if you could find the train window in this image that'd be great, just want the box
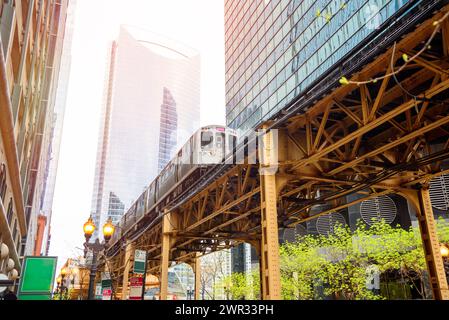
[228,135,237,151]
[216,133,225,148]
[201,131,214,149]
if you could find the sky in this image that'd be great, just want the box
[49,0,226,270]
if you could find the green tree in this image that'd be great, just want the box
[217,270,260,300]
[218,218,449,300]
[279,219,443,300]
[280,235,326,299]
[437,216,449,244]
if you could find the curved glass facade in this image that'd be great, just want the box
[90,26,201,239]
[225,0,410,134]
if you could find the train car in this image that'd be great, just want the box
[145,180,157,214]
[136,191,146,219]
[111,126,238,244]
[193,125,237,165]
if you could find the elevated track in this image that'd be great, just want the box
[100,2,449,300]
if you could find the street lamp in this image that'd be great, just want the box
[441,243,449,284]
[55,276,62,299]
[224,286,230,300]
[83,217,96,242]
[441,244,449,258]
[83,216,116,300]
[59,267,69,299]
[103,219,115,242]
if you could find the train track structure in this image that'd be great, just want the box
[99,2,449,300]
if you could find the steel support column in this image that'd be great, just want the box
[121,241,134,300]
[259,128,281,300]
[160,211,172,300]
[194,253,201,300]
[404,187,449,300]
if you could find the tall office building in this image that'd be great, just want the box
[225,0,412,135]
[158,88,178,172]
[224,0,416,277]
[90,25,201,239]
[0,0,69,286]
[37,0,77,256]
[224,1,449,289]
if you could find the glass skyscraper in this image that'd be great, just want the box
[90,25,201,239]
[224,0,414,281]
[225,0,410,134]
[158,88,178,172]
[39,0,78,256]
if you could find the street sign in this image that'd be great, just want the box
[101,272,111,280]
[102,288,112,300]
[129,276,143,300]
[101,271,112,290]
[134,250,146,274]
[95,284,102,300]
[18,256,57,300]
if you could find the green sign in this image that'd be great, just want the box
[134,250,146,274]
[18,256,58,300]
[101,271,112,289]
[95,283,102,300]
[101,279,112,288]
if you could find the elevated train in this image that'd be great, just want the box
[109,125,238,244]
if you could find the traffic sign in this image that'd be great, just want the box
[101,272,111,280]
[129,276,144,300]
[134,250,146,274]
[101,272,112,290]
[95,284,102,300]
[102,288,112,300]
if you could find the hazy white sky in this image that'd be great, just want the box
[49,0,226,270]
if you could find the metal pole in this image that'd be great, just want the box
[87,249,98,300]
[59,281,64,300]
[141,251,148,300]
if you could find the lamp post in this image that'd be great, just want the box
[441,244,449,259]
[83,216,115,300]
[186,287,194,300]
[441,243,449,282]
[60,267,68,300]
[224,286,230,300]
[55,276,62,299]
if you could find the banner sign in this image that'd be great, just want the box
[134,250,146,274]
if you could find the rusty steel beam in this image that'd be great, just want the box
[184,187,260,232]
[328,115,449,175]
[290,77,449,171]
